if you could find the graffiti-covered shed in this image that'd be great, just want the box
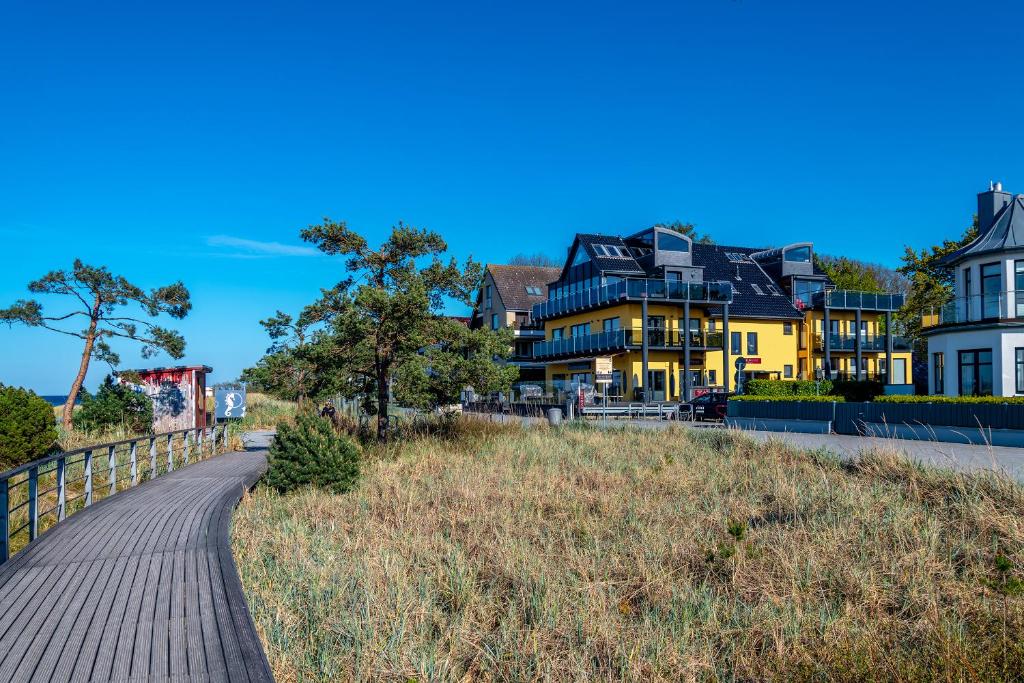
[123,365,212,432]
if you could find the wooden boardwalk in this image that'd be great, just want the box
[0,449,273,682]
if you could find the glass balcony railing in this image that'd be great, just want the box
[532,278,733,321]
[922,290,1024,327]
[532,328,724,360]
[813,334,912,352]
[808,289,905,312]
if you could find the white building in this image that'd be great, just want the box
[925,183,1024,396]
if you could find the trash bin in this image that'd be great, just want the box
[547,408,562,427]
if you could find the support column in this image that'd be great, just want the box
[823,307,831,380]
[722,304,730,393]
[854,308,862,382]
[641,295,649,402]
[683,301,691,401]
[885,311,893,385]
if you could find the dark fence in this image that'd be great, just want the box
[465,401,562,418]
[727,400,1024,434]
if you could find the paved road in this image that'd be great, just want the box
[0,447,273,682]
[473,412,1024,481]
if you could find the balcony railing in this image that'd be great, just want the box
[813,333,912,352]
[922,290,1024,327]
[533,278,733,321]
[532,328,725,360]
[804,289,905,312]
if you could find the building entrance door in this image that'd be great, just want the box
[647,370,666,401]
[892,358,907,385]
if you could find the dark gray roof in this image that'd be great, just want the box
[692,244,805,319]
[942,195,1024,265]
[575,233,646,275]
[488,264,561,311]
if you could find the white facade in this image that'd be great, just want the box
[927,328,1024,397]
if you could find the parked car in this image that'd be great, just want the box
[687,392,730,421]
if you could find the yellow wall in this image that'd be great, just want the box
[543,303,710,339]
[703,317,799,382]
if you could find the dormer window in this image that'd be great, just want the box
[657,231,690,253]
[784,246,811,263]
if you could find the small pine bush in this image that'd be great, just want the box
[0,385,59,470]
[266,414,361,494]
[75,375,154,433]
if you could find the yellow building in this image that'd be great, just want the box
[532,232,912,401]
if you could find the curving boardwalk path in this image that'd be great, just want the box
[0,448,273,682]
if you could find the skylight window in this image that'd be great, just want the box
[766,284,780,296]
[593,244,609,256]
[750,283,764,295]
[525,286,543,296]
[597,244,630,258]
[725,251,748,263]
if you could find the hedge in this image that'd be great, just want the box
[744,379,832,397]
[873,394,1024,405]
[730,395,845,403]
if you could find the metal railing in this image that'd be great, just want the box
[532,328,725,359]
[533,278,733,321]
[812,333,912,351]
[0,424,230,565]
[808,289,906,311]
[922,290,1024,326]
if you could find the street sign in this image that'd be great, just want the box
[734,356,746,370]
[595,372,613,384]
[745,357,761,365]
[595,356,613,375]
[215,389,247,419]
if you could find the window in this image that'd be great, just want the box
[784,246,811,262]
[572,248,590,266]
[525,285,543,296]
[963,267,973,321]
[981,262,1001,319]
[730,331,741,354]
[767,284,781,296]
[1017,349,1024,394]
[933,352,944,394]
[784,365,794,379]
[491,313,500,330]
[593,244,609,256]
[1016,261,1024,316]
[707,319,716,332]
[725,251,748,263]
[602,317,620,333]
[958,349,993,396]
[707,369,716,385]
[746,332,758,355]
[783,322,793,335]
[657,231,690,252]
[551,327,564,341]
[632,231,655,249]
[750,283,764,295]
[570,323,591,337]
[485,284,492,310]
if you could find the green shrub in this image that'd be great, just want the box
[831,380,885,402]
[744,379,832,397]
[730,395,844,403]
[874,394,1024,404]
[74,376,153,433]
[0,385,60,470]
[266,414,361,494]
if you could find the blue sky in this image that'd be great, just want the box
[3,0,1024,394]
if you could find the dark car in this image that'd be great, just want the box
[686,392,730,421]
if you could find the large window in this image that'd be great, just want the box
[784,364,794,379]
[933,352,945,394]
[551,327,564,341]
[602,317,620,333]
[958,349,993,396]
[784,246,811,262]
[981,262,1002,319]
[746,332,758,355]
[491,313,499,330]
[657,231,690,252]
[1017,349,1024,394]
[570,323,591,337]
[485,284,492,310]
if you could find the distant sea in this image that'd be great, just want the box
[41,395,81,407]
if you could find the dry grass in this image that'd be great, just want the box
[232,421,1024,682]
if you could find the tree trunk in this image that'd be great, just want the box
[376,369,390,441]
[63,314,99,431]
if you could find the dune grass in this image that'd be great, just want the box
[232,421,1024,682]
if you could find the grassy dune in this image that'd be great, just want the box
[232,422,1024,682]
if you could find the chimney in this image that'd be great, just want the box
[978,181,1012,233]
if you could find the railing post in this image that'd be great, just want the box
[56,456,66,521]
[27,467,38,541]
[108,445,117,496]
[149,437,157,479]
[0,478,8,563]
[83,450,93,507]
[167,433,174,472]
[222,423,229,451]
[130,441,138,486]
[183,431,191,466]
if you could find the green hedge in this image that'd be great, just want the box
[744,379,832,397]
[0,385,59,470]
[873,394,1024,405]
[730,395,844,403]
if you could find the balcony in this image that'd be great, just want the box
[532,278,733,321]
[532,328,724,360]
[922,290,1024,328]
[812,334,912,352]
[804,289,905,312]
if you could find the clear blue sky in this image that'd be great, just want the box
[3,0,1024,394]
